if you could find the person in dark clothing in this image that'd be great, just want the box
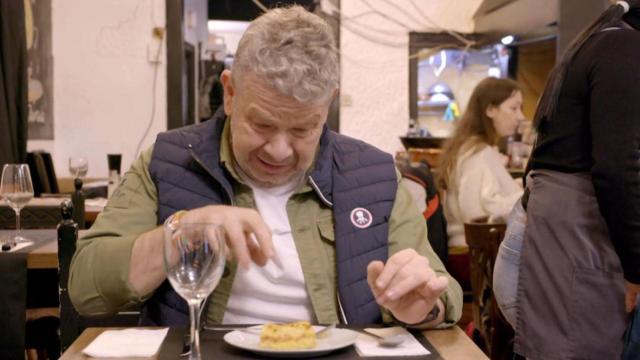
[208,60,224,117]
[494,1,640,359]
[199,60,225,121]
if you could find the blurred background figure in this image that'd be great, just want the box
[437,77,524,289]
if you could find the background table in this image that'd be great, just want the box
[60,326,488,360]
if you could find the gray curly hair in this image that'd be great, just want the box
[232,5,339,103]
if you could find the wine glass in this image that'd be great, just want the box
[164,222,226,360]
[0,164,34,243]
[68,156,88,179]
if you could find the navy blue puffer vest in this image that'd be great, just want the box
[143,111,397,325]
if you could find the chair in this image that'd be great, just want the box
[0,181,86,230]
[0,206,61,229]
[57,201,140,351]
[26,151,59,197]
[464,217,515,359]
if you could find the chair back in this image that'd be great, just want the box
[464,217,511,358]
[26,151,59,196]
[71,179,85,229]
[0,206,61,229]
[57,203,139,351]
[57,200,80,351]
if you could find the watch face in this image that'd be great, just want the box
[426,304,440,322]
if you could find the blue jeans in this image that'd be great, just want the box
[493,199,526,328]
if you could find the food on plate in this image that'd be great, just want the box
[259,321,317,349]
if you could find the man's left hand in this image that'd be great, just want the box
[367,249,448,325]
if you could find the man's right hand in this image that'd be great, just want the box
[178,205,274,269]
[129,205,273,296]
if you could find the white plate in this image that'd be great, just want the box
[223,326,358,358]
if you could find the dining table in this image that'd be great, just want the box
[59,325,488,359]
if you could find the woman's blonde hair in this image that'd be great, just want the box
[437,77,522,190]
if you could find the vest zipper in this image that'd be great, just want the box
[308,176,333,207]
[188,146,235,206]
[337,293,348,324]
[187,145,233,326]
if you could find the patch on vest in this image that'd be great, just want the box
[350,207,373,229]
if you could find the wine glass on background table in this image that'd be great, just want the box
[164,222,226,360]
[0,164,34,243]
[68,156,88,180]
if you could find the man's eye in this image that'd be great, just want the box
[292,128,311,136]
[253,123,272,131]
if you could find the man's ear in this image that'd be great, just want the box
[220,69,235,116]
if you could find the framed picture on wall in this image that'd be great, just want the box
[25,0,54,140]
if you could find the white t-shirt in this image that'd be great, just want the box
[444,145,523,248]
[222,176,316,324]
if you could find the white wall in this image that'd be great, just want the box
[339,0,482,156]
[28,0,167,178]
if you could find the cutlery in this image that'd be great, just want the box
[360,329,406,347]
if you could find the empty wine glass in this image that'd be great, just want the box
[164,222,226,360]
[68,156,88,179]
[0,164,34,243]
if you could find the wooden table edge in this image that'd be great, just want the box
[61,326,488,359]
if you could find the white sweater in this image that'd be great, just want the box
[444,145,523,248]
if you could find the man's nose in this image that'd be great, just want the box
[264,133,293,162]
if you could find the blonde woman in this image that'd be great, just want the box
[437,77,524,283]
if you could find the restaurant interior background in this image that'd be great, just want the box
[0,0,620,359]
[0,0,610,181]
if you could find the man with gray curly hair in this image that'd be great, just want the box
[69,5,462,330]
[232,5,339,103]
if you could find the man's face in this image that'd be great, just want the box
[221,70,332,187]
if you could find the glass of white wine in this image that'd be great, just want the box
[68,156,89,179]
[0,164,34,243]
[164,221,226,360]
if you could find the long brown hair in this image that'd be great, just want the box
[437,77,522,190]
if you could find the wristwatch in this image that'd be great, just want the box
[423,304,441,323]
[394,303,441,327]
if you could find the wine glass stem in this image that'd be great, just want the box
[189,300,203,360]
[15,208,21,238]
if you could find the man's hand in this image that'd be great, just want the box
[129,205,272,297]
[625,280,640,312]
[367,249,448,325]
[179,205,273,269]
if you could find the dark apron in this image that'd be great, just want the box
[515,169,627,360]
